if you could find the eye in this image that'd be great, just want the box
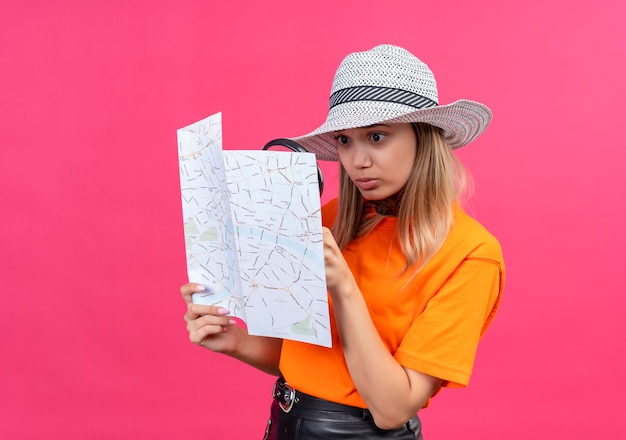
[369,132,386,142]
[334,134,350,145]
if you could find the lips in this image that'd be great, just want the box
[355,178,378,190]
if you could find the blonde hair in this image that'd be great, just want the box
[331,123,470,270]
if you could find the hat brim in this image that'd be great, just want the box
[291,99,492,161]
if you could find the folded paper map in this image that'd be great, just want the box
[177,112,331,347]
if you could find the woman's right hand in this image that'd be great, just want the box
[181,283,245,355]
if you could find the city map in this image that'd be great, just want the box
[177,113,331,347]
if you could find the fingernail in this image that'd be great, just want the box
[217,307,229,315]
[196,284,206,291]
[229,319,237,325]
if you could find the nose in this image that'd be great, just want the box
[352,143,372,169]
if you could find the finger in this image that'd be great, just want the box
[184,304,231,322]
[189,323,225,345]
[180,283,206,304]
[321,226,332,240]
[190,303,231,316]
[187,315,235,342]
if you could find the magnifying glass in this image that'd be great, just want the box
[262,138,324,196]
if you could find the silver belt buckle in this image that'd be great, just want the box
[273,380,296,413]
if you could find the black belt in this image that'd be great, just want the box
[272,377,371,417]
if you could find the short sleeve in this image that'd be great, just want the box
[394,257,503,387]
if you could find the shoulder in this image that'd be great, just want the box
[446,205,504,264]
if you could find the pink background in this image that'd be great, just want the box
[1,0,625,438]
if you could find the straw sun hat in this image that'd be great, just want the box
[291,44,492,162]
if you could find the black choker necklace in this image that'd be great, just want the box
[366,193,402,216]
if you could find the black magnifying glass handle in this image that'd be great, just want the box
[262,138,324,196]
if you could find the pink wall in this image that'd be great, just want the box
[1,0,625,438]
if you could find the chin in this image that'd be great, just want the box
[359,191,390,201]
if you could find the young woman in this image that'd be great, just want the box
[181,44,505,439]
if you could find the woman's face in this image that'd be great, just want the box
[335,123,417,201]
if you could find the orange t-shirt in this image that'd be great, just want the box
[278,198,505,408]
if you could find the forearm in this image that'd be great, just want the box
[331,278,439,429]
[226,328,283,376]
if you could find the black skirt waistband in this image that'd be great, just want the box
[272,376,371,417]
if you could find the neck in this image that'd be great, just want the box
[365,191,403,216]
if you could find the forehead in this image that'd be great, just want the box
[334,124,392,134]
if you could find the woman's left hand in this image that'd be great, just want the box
[322,227,356,297]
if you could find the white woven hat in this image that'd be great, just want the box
[291,44,492,162]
